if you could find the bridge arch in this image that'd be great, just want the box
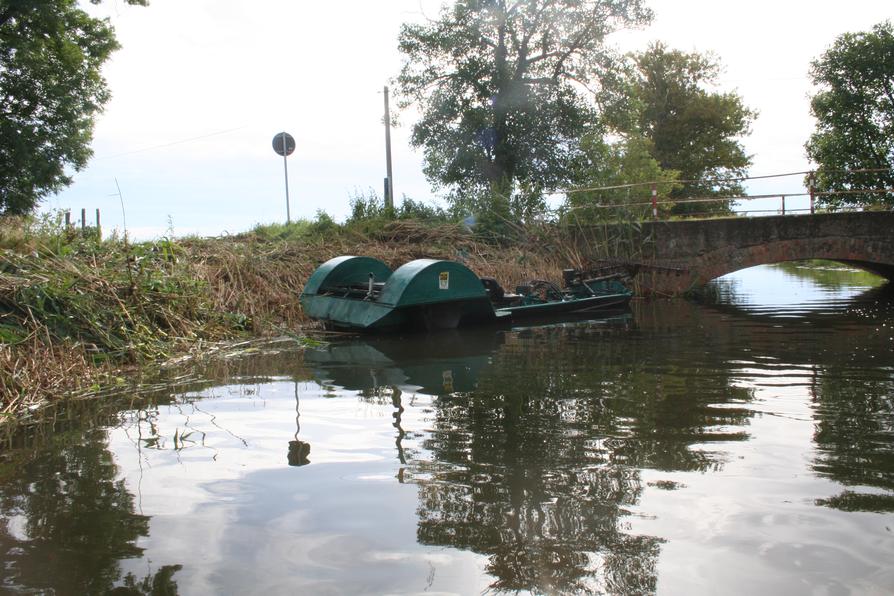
[624,212,894,296]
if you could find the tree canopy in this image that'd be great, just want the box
[396,0,652,218]
[805,20,894,210]
[600,43,755,215]
[565,135,678,222]
[0,0,146,215]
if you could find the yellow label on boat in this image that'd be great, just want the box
[439,272,449,290]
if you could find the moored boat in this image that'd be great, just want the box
[484,269,633,320]
[299,256,501,331]
[299,256,633,332]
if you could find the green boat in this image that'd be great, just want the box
[299,255,633,332]
[486,270,633,321]
[300,256,502,331]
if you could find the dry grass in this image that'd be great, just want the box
[0,215,634,429]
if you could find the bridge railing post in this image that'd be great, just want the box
[781,195,786,216]
[651,183,658,220]
[808,172,816,215]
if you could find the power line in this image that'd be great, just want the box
[94,125,252,160]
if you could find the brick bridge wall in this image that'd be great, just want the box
[585,212,894,296]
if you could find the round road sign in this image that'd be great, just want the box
[272,132,296,157]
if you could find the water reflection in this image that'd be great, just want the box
[0,267,891,593]
[304,329,504,395]
[0,427,181,594]
[401,319,758,593]
[303,313,759,592]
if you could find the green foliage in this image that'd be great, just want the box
[397,0,652,220]
[347,188,450,226]
[601,43,755,216]
[0,211,102,255]
[0,0,146,215]
[251,210,342,241]
[250,219,314,242]
[0,234,248,365]
[307,210,338,236]
[348,188,388,222]
[771,260,887,289]
[805,21,894,209]
[565,135,679,222]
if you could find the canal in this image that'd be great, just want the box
[1,263,892,594]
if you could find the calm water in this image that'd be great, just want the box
[1,264,893,595]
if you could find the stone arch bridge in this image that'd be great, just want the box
[581,212,894,296]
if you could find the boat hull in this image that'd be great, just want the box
[496,292,631,320]
[301,293,499,332]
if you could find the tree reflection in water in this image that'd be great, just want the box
[0,345,313,594]
[812,371,894,512]
[0,427,181,594]
[332,320,757,594]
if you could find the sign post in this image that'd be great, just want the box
[272,132,296,223]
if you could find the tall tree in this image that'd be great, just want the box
[0,0,146,215]
[396,0,652,219]
[805,21,894,210]
[602,43,755,215]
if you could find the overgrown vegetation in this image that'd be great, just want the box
[1,208,648,428]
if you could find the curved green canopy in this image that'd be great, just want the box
[378,259,487,306]
[302,256,393,295]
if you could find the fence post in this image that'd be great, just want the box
[781,195,786,216]
[81,208,86,232]
[808,172,816,214]
[651,183,658,220]
[95,209,101,240]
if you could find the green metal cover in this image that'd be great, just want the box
[302,255,393,295]
[378,259,487,307]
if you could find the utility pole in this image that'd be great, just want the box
[383,85,394,212]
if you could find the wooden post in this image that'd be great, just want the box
[64,210,71,228]
[81,208,86,231]
[95,209,101,240]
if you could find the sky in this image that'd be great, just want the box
[44,0,893,240]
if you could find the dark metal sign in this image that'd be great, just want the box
[272,132,296,157]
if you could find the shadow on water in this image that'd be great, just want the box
[0,276,892,593]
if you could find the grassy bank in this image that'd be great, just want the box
[1,214,603,427]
